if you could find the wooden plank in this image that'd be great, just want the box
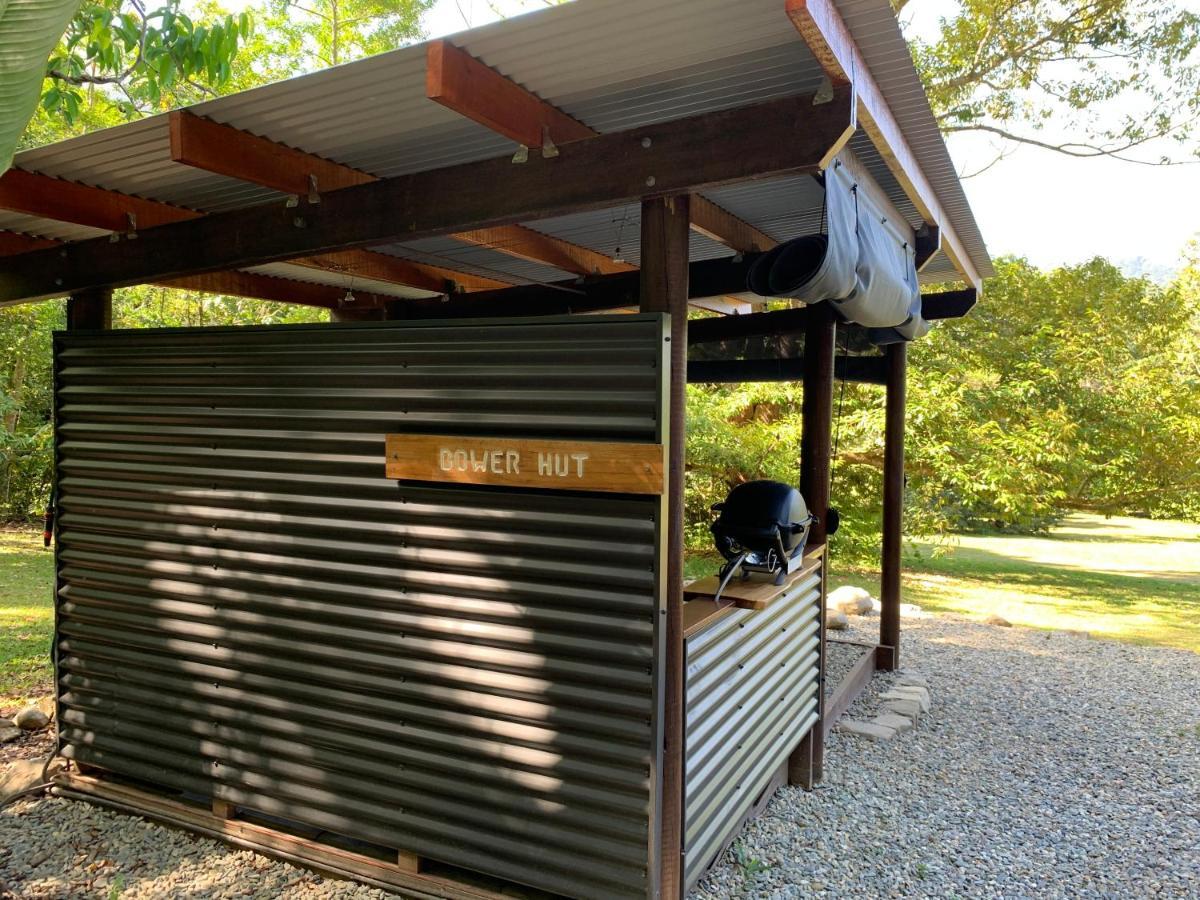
[0,168,199,231]
[786,0,982,290]
[55,775,514,900]
[822,641,877,740]
[0,87,854,305]
[681,598,736,640]
[385,434,665,495]
[683,555,822,610]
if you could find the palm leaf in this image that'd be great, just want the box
[0,0,82,174]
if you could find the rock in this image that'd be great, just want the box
[882,697,923,723]
[985,614,1013,627]
[14,707,50,731]
[835,719,896,741]
[0,725,21,744]
[871,713,914,733]
[825,610,850,631]
[0,755,54,805]
[882,687,931,713]
[828,585,874,616]
[896,673,928,688]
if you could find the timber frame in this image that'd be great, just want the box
[4,2,991,897]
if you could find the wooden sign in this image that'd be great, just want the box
[385,434,665,494]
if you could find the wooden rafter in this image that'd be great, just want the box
[0,228,382,309]
[0,167,503,295]
[786,0,982,290]
[0,87,855,304]
[170,110,619,279]
[425,40,782,257]
[161,271,389,310]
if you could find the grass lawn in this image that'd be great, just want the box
[2,514,1196,704]
[0,528,55,706]
[687,513,1200,653]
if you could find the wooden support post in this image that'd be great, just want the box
[877,341,907,671]
[212,799,236,819]
[641,194,689,900]
[789,303,836,789]
[395,850,423,874]
[66,287,112,331]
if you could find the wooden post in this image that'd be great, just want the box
[641,194,689,900]
[66,287,113,331]
[789,303,836,789]
[877,341,907,671]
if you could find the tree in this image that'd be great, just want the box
[43,0,251,121]
[253,0,432,74]
[907,0,1200,164]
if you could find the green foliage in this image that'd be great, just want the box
[0,0,84,172]
[256,0,434,71]
[908,0,1200,162]
[686,256,1200,564]
[43,0,251,122]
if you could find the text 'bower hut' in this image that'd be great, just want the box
[0,0,991,896]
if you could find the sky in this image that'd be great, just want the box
[418,0,1200,277]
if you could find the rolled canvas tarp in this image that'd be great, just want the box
[747,159,928,341]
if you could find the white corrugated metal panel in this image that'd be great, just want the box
[9,0,990,283]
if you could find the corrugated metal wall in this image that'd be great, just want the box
[53,315,668,900]
[681,568,822,891]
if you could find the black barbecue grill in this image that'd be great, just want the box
[710,480,814,604]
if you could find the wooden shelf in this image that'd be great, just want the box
[682,546,824,639]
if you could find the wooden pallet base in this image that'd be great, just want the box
[53,772,544,900]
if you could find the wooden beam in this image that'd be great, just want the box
[878,341,906,671]
[292,250,508,293]
[67,287,112,331]
[639,194,690,900]
[427,40,595,148]
[170,111,604,281]
[787,0,982,290]
[922,287,977,319]
[160,270,389,310]
[0,166,499,297]
[0,230,59,256]
[688,355,887,386]
[0,169,198,232]
[452,227,634,277]
[0,87,854,305]
[425,40,780,256]
[400,254,762,319]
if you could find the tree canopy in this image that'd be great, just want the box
[908,0,1200,164]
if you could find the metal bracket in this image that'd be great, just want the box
[307,174,321,205]
[813,76,835,105]
[540,126,559,159]
[511,145,530,164]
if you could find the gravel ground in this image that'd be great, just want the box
[2,611,1197,898]
[697,611,1200,899]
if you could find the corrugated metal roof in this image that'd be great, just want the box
[9,0,991,293]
